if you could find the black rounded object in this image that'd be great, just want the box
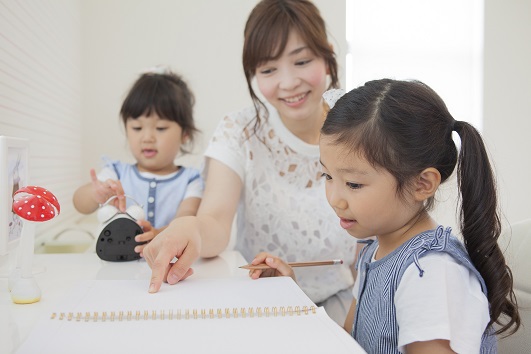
[96,218,145,262]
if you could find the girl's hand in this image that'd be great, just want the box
[134,220,162,256]
[248,252,296,282]
[89,169,126,211]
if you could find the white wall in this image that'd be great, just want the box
[0,0,528,243]
[79,0,530,231]
[483,0,531,227]
[0,0,83,236]
[80,0,346,173]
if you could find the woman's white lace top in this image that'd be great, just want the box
[204,103,358,302]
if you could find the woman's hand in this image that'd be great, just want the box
[248,252,296,282]
[143,216,201,293]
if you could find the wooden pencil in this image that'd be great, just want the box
[239,259,343,270]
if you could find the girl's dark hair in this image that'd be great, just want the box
[323,78,520,335]
[120,70,199,153]
[243,0,338,131]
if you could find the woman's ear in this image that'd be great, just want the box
[413,167,441,201]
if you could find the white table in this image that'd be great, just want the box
[0,250,248,354]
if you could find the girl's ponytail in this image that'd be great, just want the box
[455,121,520,335]
[324,79,521,335]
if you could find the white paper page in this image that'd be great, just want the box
[55,277,316,312]
[16,277,366,354]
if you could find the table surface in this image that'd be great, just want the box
[0,250,248,354]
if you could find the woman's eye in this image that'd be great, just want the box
[259,68,275,75]
[296,59,312,66]
[320,172,331,180]
[346,182,362,190]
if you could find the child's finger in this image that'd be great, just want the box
[89,168,98,183]
[136,231,155,243]
[264,257,293,277]
[250,252,271,266]
[137,219,153,231]
[250,269,263,279]
[108,180,126,212]
[135,243,145,254]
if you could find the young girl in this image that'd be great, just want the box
[143,0,358,325]
[249,79,521,353]
[73,68,203,255]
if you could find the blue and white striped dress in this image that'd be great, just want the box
[352,226,496,353]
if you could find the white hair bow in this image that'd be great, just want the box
[322,89,346,109]
[140,65,171,75]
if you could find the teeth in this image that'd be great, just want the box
[283,93,306,103]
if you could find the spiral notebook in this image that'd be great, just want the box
[16,277,366,354]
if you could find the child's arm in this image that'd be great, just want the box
[396,253,488,353]
[343,299,456,352]
[73,169,125,213]
[343,298,356,333]
[406,340,455,354]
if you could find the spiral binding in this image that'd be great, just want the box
[51,305,317,322]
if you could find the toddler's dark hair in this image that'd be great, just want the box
[120,69,198,153]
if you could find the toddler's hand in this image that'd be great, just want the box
[89,169,126,211]
[248,252,296,282]
[134,220,161,256]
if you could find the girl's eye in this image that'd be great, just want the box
[131,127,141,131]
[320,172,331,180]
[346,182,362,190]
[156,127,168,132]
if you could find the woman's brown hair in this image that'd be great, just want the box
[243,0,338,132]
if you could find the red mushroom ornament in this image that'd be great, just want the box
[9,186,60,304]
[12,186,60,222]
